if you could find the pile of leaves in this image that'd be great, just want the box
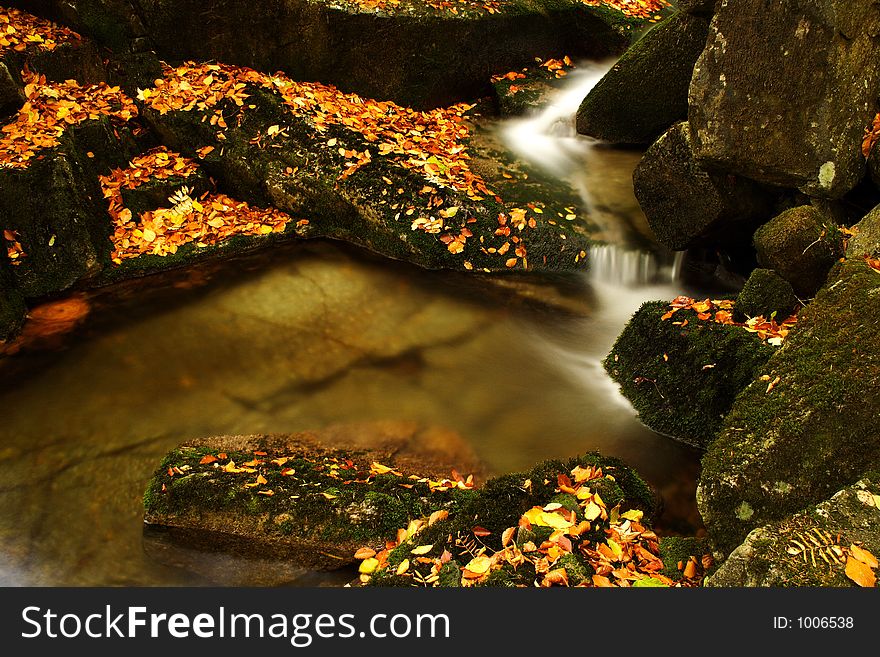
[141,62,491,200]
[0,72,137,169]
[491,56,575,95]
[424,0,502,14]
[100,147,298,262]
[661,296,798,347]
[0,6,81,55]
[357,462,709,587]
[580,0,668,20]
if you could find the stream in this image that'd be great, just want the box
[0,63,714,586]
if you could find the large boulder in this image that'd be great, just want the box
[0,263,25,341]
[143,422,488,571]
[753,205,844,298]
[688,0,880,199]
[707,475,880,587]
[576,11,710,144]
[27,0,648,108]
[633,122,774,250]
[698,204,880,556]
[604,299,776,448]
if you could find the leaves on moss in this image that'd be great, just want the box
[0,7,81,55]
[662,296,798,346]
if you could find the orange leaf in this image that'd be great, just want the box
[199,454,218,464]
[845,556,876,587]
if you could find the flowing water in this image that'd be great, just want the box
[0,63,711,586]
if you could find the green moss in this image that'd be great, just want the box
[658,536,709,581]
[605,300,776,448]
[556,552,593,585]
[734,268,797,321]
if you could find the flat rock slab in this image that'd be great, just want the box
[707,475,880,587]
[688,0,880,198]
[143,421,487,570]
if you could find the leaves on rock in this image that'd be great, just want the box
[0,7,81,55]
[662,296,798,346]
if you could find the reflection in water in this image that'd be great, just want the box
[0,65,707,586]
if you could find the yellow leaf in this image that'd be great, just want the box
[584,502,602,521]
[410,544,433,555]
[845,556,876,587]
[463,555,491,575]
[371,462,395,475]
[256,474,267,485]
[321,492,337,500]
[850,545,878,569]
[359,558,379,574]
[142,228,156,243]
[606,539,623,560]
[428,509,449,526]
[396,559,410,575]
[621,509,643,522]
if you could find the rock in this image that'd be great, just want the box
[365,453,658,587]
[576,11,710,145]
[846,203,880,258]
[753,206,844,298]
[698,207,880,556]
[40,0,641,109]
[604,299,776,449]
[633,122,774,250]
[658,535,712,582]
[143,422,488,570]
[734,269,797,321]
[706,475,880,587]
[688,0,880,199]
[140,62,593,273]
[0,61,24,118]
[0,117,139,298]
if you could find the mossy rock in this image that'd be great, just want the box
[367,453,657,587]
[63,0,649,109]
[734,268,797,321]
[0,264,26,341]
[576,11,710,145]
[706,475,880,587]
[141,78,594,273]
[753,206,844,298]
[604,300,776,448]
[142,422,487,570]
[658,535,711,581]
[699,208,880,556]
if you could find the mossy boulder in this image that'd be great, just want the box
[658,535,712,582]
[734,268,797,321]
[366,453,657,587]
[604,300,776,448]
[707,475,880,587]
[633,122,774,250]
[0,265,26,341]
[698,207,880,556]
[143,422,487,570]
[576,11,710,145]
[753,206,844,298]
[141,70,593,273]
[44,0,646,109]
[688,0,880,199]
[677,0,715,15]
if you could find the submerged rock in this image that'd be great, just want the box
[753,206,844,298]
[143,422,487,570]
[633,122,773,250]
[604,299,775,449]
[688,0,880,198]
[707,475,880,587]
[698,204,880,556]
[734,269,797,321]
[576,11,710,145]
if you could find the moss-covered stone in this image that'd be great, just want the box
[604,300,776,448]
[0,264,26,341]
[753,206,844,298]
[633,122,776,250]
[734,268,797,321]
[143,422,486,570]
[699,207,880,556]
[576,11,710,144]
[141,79,593,273]
[367,453,657,586]
[658,535,710,581]
[706,475,880,586]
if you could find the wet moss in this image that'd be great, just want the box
[658,536,709,581]
[605,300,775,448]
[734,268,797,321]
